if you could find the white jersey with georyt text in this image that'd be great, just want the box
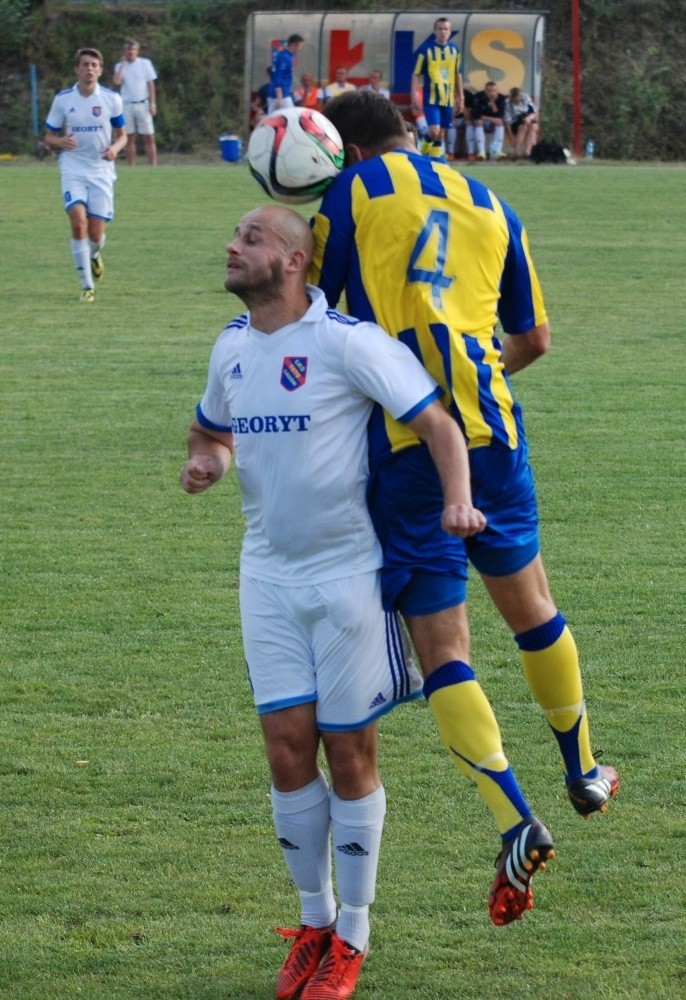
[197,285,441,585]
[45,83,124,177]
[114,56,157,103]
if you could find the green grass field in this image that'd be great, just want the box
[1,157,684,999]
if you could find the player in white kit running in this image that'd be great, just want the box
[44,48,126,302]
[180,205,486,1000]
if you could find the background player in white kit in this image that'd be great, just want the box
[180,205,485,1000]
[44,48,126,302]
[113,38,158,166]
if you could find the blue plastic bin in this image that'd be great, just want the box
[219,134,242,162]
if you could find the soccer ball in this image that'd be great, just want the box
[247,107,344,205]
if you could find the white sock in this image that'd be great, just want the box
[330,785,386,952]
[474,125,485,155]
[70,238,92,288]
[490,125,505,155]
[89,235,105,259]
[466,124,475,154]
[271,773,336,928]
[338,904,369,954]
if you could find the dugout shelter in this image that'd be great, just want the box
[245,9,546,128]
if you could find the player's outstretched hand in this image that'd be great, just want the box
[441,504,487,538]
[179,455,225,494]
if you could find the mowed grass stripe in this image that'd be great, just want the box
[1,160,684,999]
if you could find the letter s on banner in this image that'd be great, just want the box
[467,29,525,92]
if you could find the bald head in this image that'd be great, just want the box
[240,205,314,265]
[225,205,314,326]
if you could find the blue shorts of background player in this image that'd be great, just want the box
[424,104,455,132]
[367,443,540,615]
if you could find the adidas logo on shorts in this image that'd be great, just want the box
[369,691,387,709]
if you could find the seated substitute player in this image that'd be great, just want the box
[311,90,619,925]
[504,87,539,159]
[361,69,390,100]
[472,80,507,160]
[180,205,486,1000]
[293,72,324,111]
[43,47,127,302]
[411,16,464,160]
[323,66,357,103]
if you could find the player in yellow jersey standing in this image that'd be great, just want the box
[311,90,619,929]
[411,17,464,160]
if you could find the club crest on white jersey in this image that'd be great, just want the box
[281,356,308,391]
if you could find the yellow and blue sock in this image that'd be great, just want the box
[419,137,445,159]
[516,611,597,782]
[424,660,531,841]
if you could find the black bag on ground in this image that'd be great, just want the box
[529,141,567,164]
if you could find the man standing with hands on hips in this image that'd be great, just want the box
[113,38,158,165]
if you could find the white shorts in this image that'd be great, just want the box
[240,570,422,730]
[123,101,155,135]
[267,96,295,114]
[61,172,114,221]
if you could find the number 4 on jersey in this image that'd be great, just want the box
[407,209,453,307]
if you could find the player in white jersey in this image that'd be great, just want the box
[113,38,158,166]
[44,48,126,302]
[180,205,485,1000]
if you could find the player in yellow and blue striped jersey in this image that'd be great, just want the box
[411,17,464,160]
[311,89,619,927]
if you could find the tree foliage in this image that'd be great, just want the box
[1,0,684,158]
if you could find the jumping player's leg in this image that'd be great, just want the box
[369,448,553,924]
[370,447,541,837]
[401,593,554,926]
[404,601,534,839]
[481,557,614,797]
[468,443,618,816]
